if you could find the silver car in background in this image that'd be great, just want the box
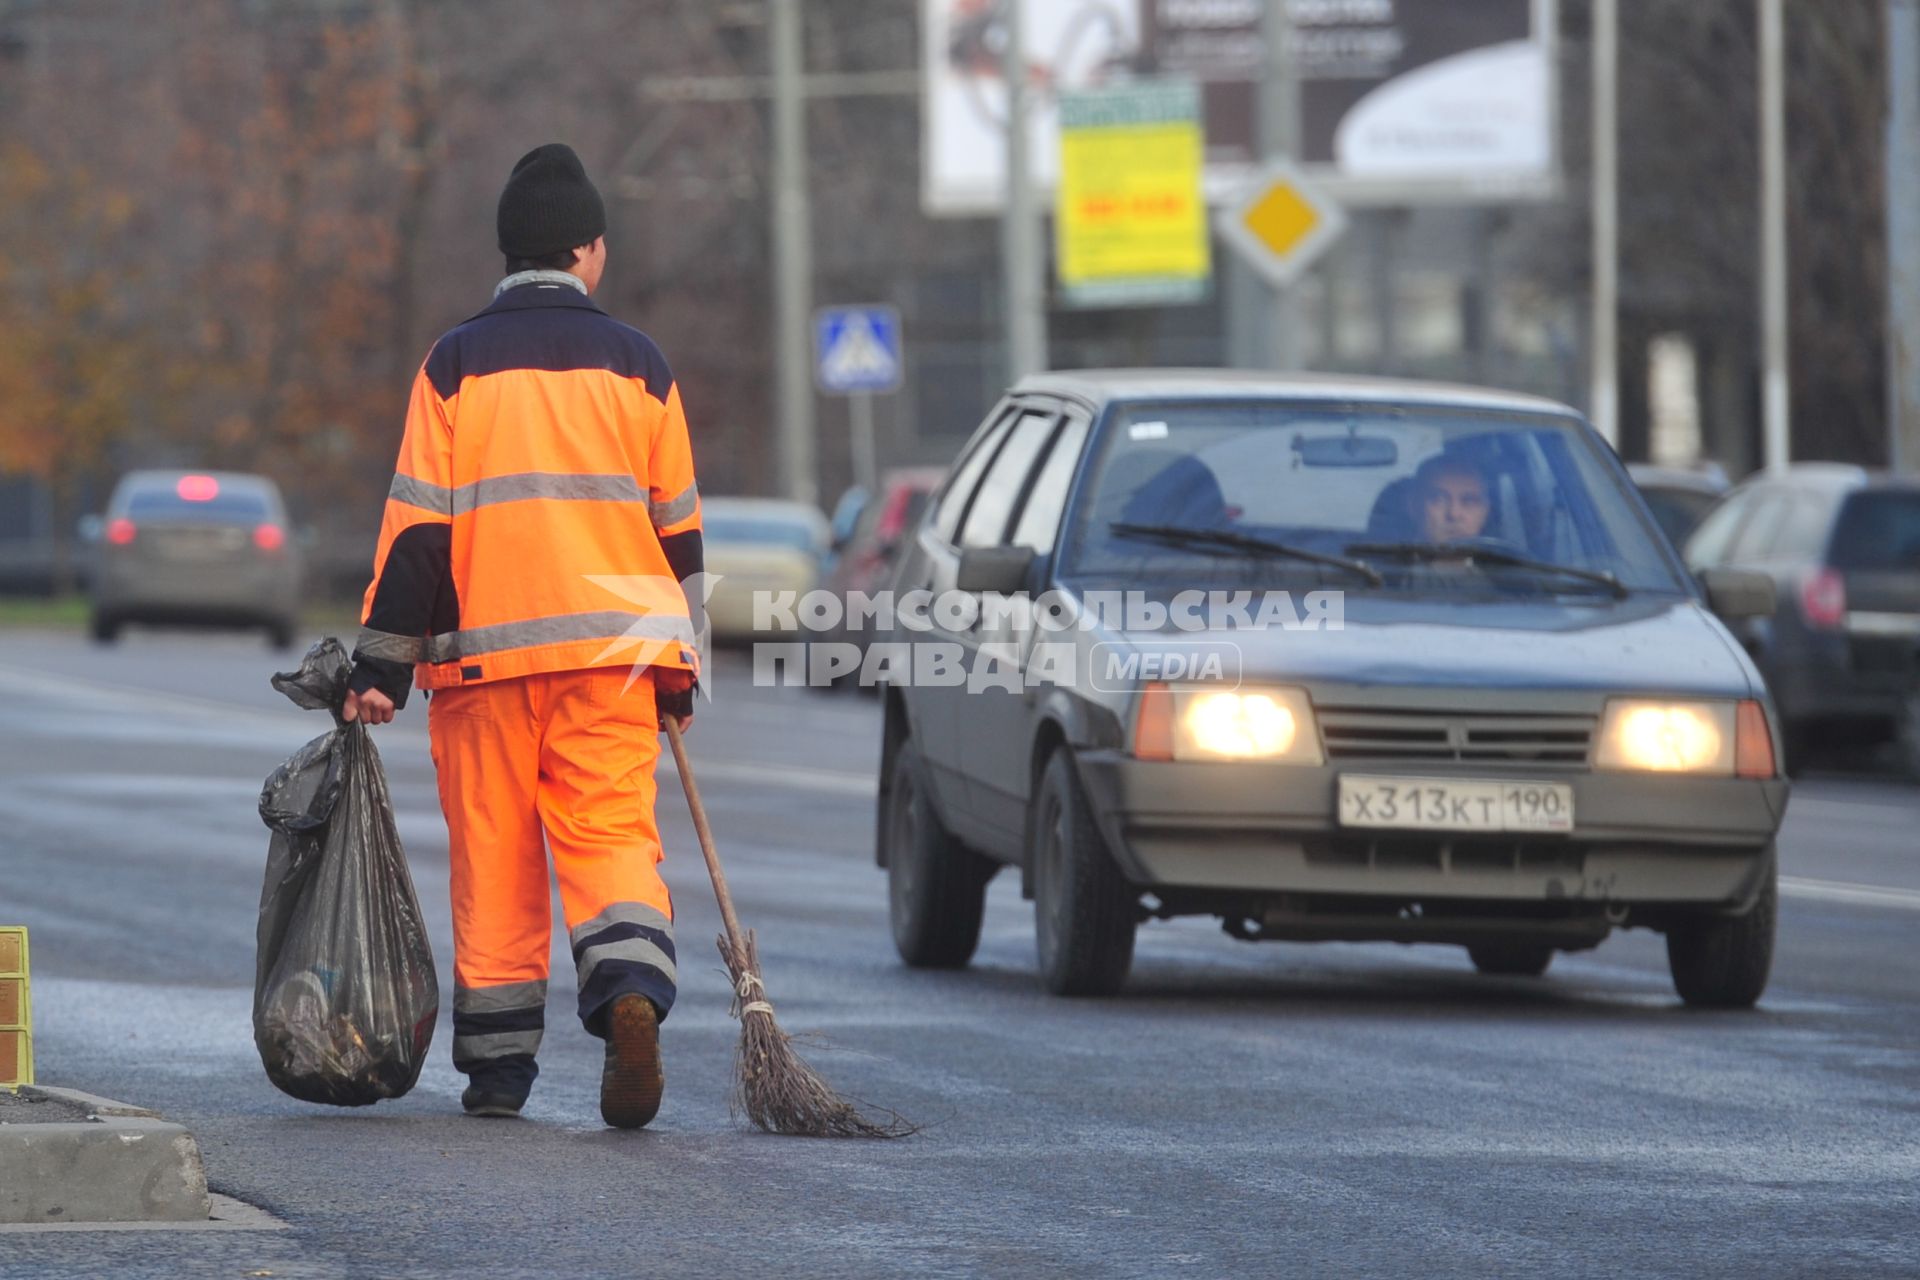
[88,470,302,647]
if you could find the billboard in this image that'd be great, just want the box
[1055,80,1211,307]
[922,0,1558,214]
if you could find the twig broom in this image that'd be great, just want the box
[664,719,914,1138]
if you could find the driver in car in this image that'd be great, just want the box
[1412,455,1492,543]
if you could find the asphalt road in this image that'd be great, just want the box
[2,625,1918,1278]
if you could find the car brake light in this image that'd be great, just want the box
[1735,700,1776,779]
[253,524,285,551]
[1799,567,1845,629]
[176,474,219,502]
[1134,683,1175,760]
[106,518,137,546]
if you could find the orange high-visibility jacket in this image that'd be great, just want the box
[348,276,703,706]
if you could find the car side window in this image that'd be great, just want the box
[959,408,1060,548]
[1010,412,1091,554]
[1759,491,1831,559]
[931,406,1017,545]
[1682,492,1750,568]
[1725,491,1784,562]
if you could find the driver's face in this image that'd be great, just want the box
[1420,468,1490,542]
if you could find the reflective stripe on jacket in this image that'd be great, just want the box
[351,280,702,702]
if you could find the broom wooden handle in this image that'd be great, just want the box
[664,718,749,957]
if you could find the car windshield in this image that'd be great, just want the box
[1061,403,1688,596]
[1829,491,1920,570]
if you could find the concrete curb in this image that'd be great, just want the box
[0,1086,211,1225]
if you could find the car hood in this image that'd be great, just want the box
[1083,592,1758,698]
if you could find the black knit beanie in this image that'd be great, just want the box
[496,143,607,259]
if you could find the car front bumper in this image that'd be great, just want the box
[1074,751,1787,910]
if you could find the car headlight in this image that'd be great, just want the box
[1133,684,1323,764]
[1595,700,1736,774]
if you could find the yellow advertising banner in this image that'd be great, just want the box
[1056,81,1210,308]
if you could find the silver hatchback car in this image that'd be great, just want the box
[878,372,1788,1008]
[89,470,303,647]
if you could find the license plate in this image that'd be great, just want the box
[1337,775,1574,834]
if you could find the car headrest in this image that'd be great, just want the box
[1115,453,1228,529]
[1366,476,1419,541]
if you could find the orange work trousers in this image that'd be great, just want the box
[427,667,676,1097]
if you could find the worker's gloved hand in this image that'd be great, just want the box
[655,667,697,729]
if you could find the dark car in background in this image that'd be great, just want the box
[87,470,302,647]
[1629,463,1728,549]
[877,370,1786,1007]
[1683,464,1920,773]
[820,467,945,687]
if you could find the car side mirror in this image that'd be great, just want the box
[1699,567,1776,620]
[76,515,103,545]
[956,545,1036,595]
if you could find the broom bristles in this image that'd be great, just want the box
[718,931,916,1139]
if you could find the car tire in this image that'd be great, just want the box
[89,611,121,644]
[266,619,297,651]
[885,739,993,969]
[1666,855,1776,1008]
[1467,942,1554,977]
[1030,749,1137,997]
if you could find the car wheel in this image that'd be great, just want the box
[885,739,993,968]
[89,611,121,644]
[266,619,297,651]
[1666,855,1776,1008]
[1467,942,1555,976]
[1031,749,1136,997]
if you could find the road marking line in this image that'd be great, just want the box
[1781,875,1920,911]
[1786,796,1916,825]
[663,759,876,797]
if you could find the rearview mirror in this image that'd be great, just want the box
[956,545,1036,595]
[1699,567,1776,620]
[1293,433,1399,468]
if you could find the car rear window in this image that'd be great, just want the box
[125,489,272,521]
[1828,492,1920,570]
[704,515,820,553]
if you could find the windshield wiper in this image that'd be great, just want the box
[1111,522,1384,586]
[1344,540,1630,599]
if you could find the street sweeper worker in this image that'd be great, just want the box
[339,142,701,1130]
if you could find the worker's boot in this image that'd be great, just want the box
[460,1085,525,1119]
[599,994,664,1129]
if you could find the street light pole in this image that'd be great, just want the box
[1589,0,1619,448]
[1000,0,1047,383]
[1262,0,1304,369]
[1759,0,1791,472]
[772,0,817,505]
[1888,0,1920,472]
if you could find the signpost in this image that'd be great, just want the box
[1216,160,1348,290]
[813,305,903,495]
[1055,80,1211,308]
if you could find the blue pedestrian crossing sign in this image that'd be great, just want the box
[814,305,903,395]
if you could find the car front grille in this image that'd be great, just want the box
[1317,706,1595,768]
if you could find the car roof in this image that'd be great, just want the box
[1626,463,1728,494]
[1013,368,1582,419]
[701,496,830,534]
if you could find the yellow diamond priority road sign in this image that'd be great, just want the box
[1216,161,1347,289]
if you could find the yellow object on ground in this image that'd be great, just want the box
[0,927,31,1087]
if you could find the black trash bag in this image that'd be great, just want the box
[253,637,438,1106]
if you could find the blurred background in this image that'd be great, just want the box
[0,0,1902,609]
